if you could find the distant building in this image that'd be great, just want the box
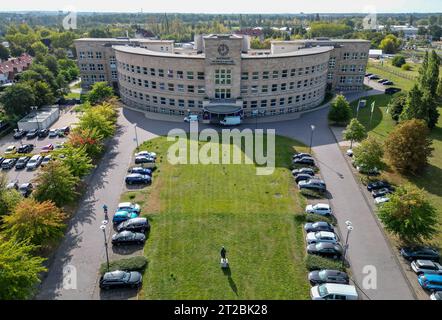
[0,53,33,85]
[377,25,420,39]
[134,28,157,39]
[234,28,264,41]
[369,49,383,59]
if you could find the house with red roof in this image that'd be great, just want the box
[0,53,33,85]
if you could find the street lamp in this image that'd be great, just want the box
[100,221,110,273]
[342,221,354,268]
[309,125,316,153]
[134,124,139,150]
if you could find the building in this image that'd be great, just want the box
[369,49,383,59]
[0,53,33,85]
[234,28,265,41]
[17,107,60,131]
[75,35,370,121]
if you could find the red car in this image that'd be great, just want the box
[41,144,54,153]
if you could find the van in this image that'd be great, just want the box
[184,114,199,123]
[310,284,359,300]
[220,116,241,126]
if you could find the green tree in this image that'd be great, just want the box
[0,44,10,60]
[30,41,48,57]
[388,92,407,122]
[54,145,94,178]
[391,55,406,68]
[400,85,428,123]
[28,80,55,107]
[87,82,114,105]
[43,55,59,76]
[32,161,80,207]
[0,174,22,217]
[378,184,438,243]
[78,108,116,139]
[0,239,46,300]
[353,137,384,173]
[2,199,66,247]
[384,119,434,174]
[343,118,367,148]
[0,83,35,117]
[379,34,401,54]
[328,95,352,125]
[68,127,105,159]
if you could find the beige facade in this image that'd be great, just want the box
[75,35,370,120]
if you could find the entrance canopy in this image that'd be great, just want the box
[204,105,243,115]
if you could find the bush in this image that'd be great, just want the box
[401,63,412,71]
[305,214,337,225]
[392,55,406,68]
[300,189,325,199]
[304,255,345,271]
[99,256,148,275]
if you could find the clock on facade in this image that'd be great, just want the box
[218,44,230,57]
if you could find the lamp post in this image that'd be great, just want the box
[342,221,354,268]
[100,221,110,272]
[134,124,139,150]
[309,125,316,153]
[30,106,40,131]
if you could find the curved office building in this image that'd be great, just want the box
[75,35,370,121]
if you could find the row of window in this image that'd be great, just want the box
[339,76,364,84]
[241,76,324,95]
[343,52,368,60]
[120,74,206,94]
[240,63,327,81]
[79,51,103,59]
[119,62,205,80]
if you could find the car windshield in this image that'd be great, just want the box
[318,270,327,280]
[318,285,328,297]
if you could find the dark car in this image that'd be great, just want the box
[292,168,315,177]
[298,179,327,192]
[385,87,402,95]
[128,167,153,176]
[400,247,440,262]
[19,183,33,198]
[15,156,31,170]
[111,231,146,246]
[367,180,391,192]
[26,129,39,139]
[58,126,71,137]
[1,158,18,170]
[37,129,49,138]
[99,270,142,290]
[13,130,28,140]
[372,187,394,198]
[304,221,334,233]
[117,218,151,234]
[125,174,152,185]
[368,75,380,80]
[365,73,373,77]
[0,157,5,165]
[293,157,315,166]
[134,156,156,164]
[307,242,344,259]
[295,174,315,184]
[378,79,388,83]
[382,81,394,86]
[17,144,34,154]
[293,153,312,160]
[308,270,350,285]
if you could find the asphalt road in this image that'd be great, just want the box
[36,88,414,300]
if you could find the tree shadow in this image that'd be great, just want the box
[222,266,239,297]
[408,163,442,197]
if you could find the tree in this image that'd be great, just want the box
[379,34,401,54]
[0,44,10,60]
[33,161,80,207]
[388,92,407,122]
[0,174,22,217]
[78,108,116,139]
[353,137,384,173]
[0,83,35,117]
[30,41,48,57]
[392,55,406,68]
[54,145,94,178]
[384,119,434,175]
[0,239,46,300]
[28,80,55,107]
[400,85,428,123]
[87,82,114,105]
[43,55,59,76]
[2,199,66,247]
[378,184,438,243]
[343,119,367,148]
[437,76,442,100]
[68,127,105,159]
[328,95,352,125]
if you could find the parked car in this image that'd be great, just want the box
[304,221,334,233]
[117,202,141,215]
[367,180,391,192]
[368,75,380,80]
[418,274,442,292]
[346,149,353,157]
[292,168,315,177]
[0,157,5,165]
[378,79,388,83]
[365,73,373,77]
[293,157,315,166]
[385,87,402,95]
[184,114,199,123]
[305,203,332,216]
[374,197,390,205]
[1,158,17,170]
[55,142,66,149]
[37,129,49,138]
[430,291,442,300]
[299,179,327,192]
[112,211,139,224]
[125,174,152,185]
[308,270,350,285]
[26,129,38,139]
[17,144,34,154]
[15,156,31,170]
[48,129,59,138]
[372,187,394,198]
[306,231,339,245]
[99,270,142,290]
[134,156,156,164]
[411,260,442,275]
[19,183,33,198]
[41,155,52,167]
[6,181,19,190]
[382,81,394,86]
[293,153,312,160]
[135,151,157,159]
[5,145,17,154]
[26,155,43,170]
[307,242,344,259]
[117,218,150,234]
[400,247,440,262]
[128,167,153,176]
[58,126,71,137]
[41,144,54,153]
[295,174,316,184]
[356,164,379,175]
[13,130,28,139]
[112,231,146,246]
[311,284,358,300]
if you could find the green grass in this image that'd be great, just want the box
[351,93,442,251]
[124,136,311,300]
[64,91,81,100]
[367,60,416,91]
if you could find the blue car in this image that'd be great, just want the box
[112,211,139,224]
[418,274,442,292]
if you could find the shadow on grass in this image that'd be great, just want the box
[409,163,442,198]
[222,266,239,297]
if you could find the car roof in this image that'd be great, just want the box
[420,274,442,280]
[321,284,357,296]
[313,203,330,209]
[119,202,133,207]
[416,260,437,267]
[103,271,126,280]
[126,218,147,224]
[316,231,336,238]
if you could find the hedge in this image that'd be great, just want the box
[300,189,325,199]
[100,256,148,275]
[305,213,336,225]
[304,254,346,272]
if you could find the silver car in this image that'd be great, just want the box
[411,260,442,275]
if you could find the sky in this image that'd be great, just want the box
[0,0,441,14]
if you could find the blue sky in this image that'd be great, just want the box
[0,0,441,13]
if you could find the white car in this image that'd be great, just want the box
[411,260,442,275]
[374,197,390,205]
[306,231,339,245]
[118,202,141,214]
[311,284,358,300]
[305,203,332,216]
[135,151,157,159]
[346,149,353,157]
[184,115,199,123]
[430,291,442,300]
[5,145,16,154]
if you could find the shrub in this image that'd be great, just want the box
[401,63,412,71]
[300,189,325,199]
[392,55,406,68]
[305,214,336,226]
[304,255,345,271]
[100,256,148,275]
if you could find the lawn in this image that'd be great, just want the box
[122,135,312,300]
[351,93,442,252]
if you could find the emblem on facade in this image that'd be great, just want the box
[218,44,230,57]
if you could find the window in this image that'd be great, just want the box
[152,96,158,104]
[241,72,249,81]
[270,99,277,107]
[272,71,279,79]
[79,52,85,59]
[95,52,102,59]
[99,75,105,81]
[279,98,285,106]
[272,84,278,92]
[158,69,164,77]
[188,85,195,93]
[262,71,269,80]
[178,99,185,107]
[87,52,93,59]
[305,67,310,75]
[197,86,205,94]
[111,71,117,80]
[289,82,295,90]
[188,100,195,108]
[290,69,296,77]
[167,70,174,78]
[169,99,175,106]
[197,72,205,80]
[241,86,248,94]
[340,76,346,84]
[328,72,333,81]
[177,71,184,79]
[329,57,336,69]
[352,52,358,59]
[136,66,141,74]
[215,69,232,85]
[138,79,142,87]
[359,65,365,73]
[250,101,258,108]
[131,65,135,73]
[177,84,185,93]
[150,68,156,76]
[81,64,87,71]
[341,65,348,72]
[260,100,267,108]
[298,68,303,76]
[344,52,350,60]
[304,79,308,87]
[160,97,166,105]
[350,65,356,72]
[281,83,287,91]
[360,52,368,59]
[251,85,258,94]
[144,80,149,88]
[168,83,174,91]
[215,88,231,99]
[261,85,268,93]
[151,81,157,89]
[282,70,288,78]
[252,72,259,80]
[187,71,194,80]
[143,67,148,75]
[159,83,165,91]
[89,64,96,71]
